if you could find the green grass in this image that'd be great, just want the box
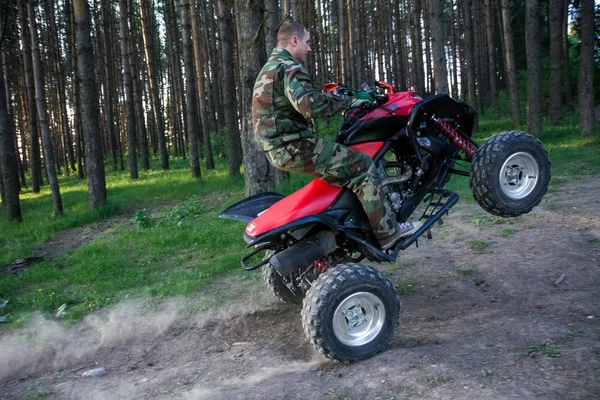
[499,229,517,238]
[0,157,244,265]
[0,113,598,324]
[470,240,490,251]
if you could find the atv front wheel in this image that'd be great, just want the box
[301,263,401,362]
[470,131,550,217]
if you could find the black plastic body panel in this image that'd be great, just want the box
[219,192,284,223]
[337,116,407,146]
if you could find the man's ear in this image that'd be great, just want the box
[290,36,298,46]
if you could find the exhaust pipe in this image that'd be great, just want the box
[270,231,337,277]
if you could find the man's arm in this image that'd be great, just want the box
[283,63,352,119]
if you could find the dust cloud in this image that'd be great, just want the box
[0,300,181,382]
[0,290,278,384]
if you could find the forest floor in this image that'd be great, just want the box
[0,176,599,400]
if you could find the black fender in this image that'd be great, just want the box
[219,192,284,223]
[245,215,344,247]
[245,214,397,264]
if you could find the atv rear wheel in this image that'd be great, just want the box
[470,131,550,217]
[301,263,401,362]
[262,252,304,305]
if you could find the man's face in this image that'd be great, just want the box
[291,30,311,64]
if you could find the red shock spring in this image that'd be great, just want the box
[313,258,329,274]
[430,115,476,160]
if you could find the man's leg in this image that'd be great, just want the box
[268,138,397,239]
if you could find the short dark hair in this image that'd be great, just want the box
[277,20,307,46]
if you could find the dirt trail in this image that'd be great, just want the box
[1,178,599,400]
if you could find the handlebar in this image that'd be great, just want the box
[324,82,393,108]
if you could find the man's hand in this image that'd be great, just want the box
[350,98,373,109]
[349,91,374,109]
[350,91,374,101]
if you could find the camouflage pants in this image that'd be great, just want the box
[266,137,397,238]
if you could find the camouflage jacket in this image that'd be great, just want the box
[252,48,352,151]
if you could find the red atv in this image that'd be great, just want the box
[220,82,550,361]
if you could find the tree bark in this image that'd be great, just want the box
[118,0,139,178]
[180,0,201,178]
[73,0,107,207]
[207,0,226,129]
[429,0,449,93]
[28,0,63,215]
[236,0,280,195]
[190,0,215,170]
[560,0,572,106]
[0,23,22,221]
[265,0,279,53]
[525,0,543,136]
[484,0,499,116]
[128,2,149,171]
[164,0,186,159]
[578,0,595,135]
[411,0,425,94]
[17,0,42,192]
[101,0,119,171]
[548,0,563,124]
[217,0,242,176]
[422,0,433,93]
[500,0,520,127]
[463,0,477,108]
[140,0,169,170]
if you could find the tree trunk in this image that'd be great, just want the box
[118,0,138,178]
[265,0,279,53]
[429,0,449,93]
[73,0,107,207]
[217,0,242,176]
[236,0,280,195]
[101,0,118,171]
[180,0,201,178]
[164,0,186,159]
[525,0,543,136]
[463,0,477,108]
[560,0,572,106]
[548,0,563,124]
[578,0,595,135]
[422,0,433,93]
[67,0,85,180]
[140,0,169,170]
[28,0,63,215]
[500,0,521,127]
[190,0,215,170]
[207,0,226,129]
[393,0,407,90]
[0,25,22,221]
[129,2,150,171]
[411,0,425,94]
[17,0,42,193]
[484,0,499,116]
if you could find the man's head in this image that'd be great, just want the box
[277,20,311,64]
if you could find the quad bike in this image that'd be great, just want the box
[220,82,551,362]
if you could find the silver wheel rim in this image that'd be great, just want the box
[499,152,540,200]
[332,292,386,347]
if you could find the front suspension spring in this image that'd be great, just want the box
[430,115,476,160]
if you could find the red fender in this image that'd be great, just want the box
[246,142,384,237]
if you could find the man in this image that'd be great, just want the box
[251,20,421,250]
